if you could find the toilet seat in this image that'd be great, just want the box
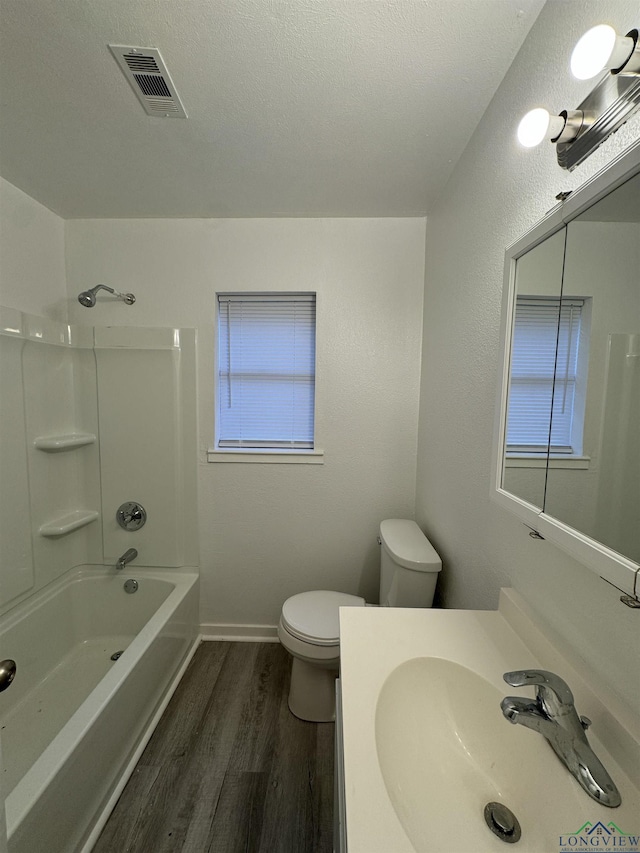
[281,590,365,646]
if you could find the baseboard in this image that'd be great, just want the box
[200,623,279,642]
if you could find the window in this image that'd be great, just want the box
[215,293,316,452]
[507,296,588,456]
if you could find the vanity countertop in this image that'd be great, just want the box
[338,589,640,853]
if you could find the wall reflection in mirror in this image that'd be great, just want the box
[502,172,640,564]
[503,228,566,509]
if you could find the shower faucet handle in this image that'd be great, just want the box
[116,502,147,531]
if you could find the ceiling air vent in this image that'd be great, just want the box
[108,45,187,118]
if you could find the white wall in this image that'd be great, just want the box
[65,217,426,627]
[0,178,67,321]
[416,0,640,716]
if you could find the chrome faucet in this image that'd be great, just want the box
[501,669,621,808]
[116,548,138,571]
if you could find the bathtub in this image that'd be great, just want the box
[0,567,199,853]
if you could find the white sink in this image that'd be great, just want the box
[339,593,640,853]
[375,657,611,851]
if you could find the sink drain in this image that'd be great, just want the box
[484,802,521,843]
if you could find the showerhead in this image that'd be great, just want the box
[78,289,98,307]
[77,284,136,307]
[78,284,113,307]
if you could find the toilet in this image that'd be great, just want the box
[277,519,442,721]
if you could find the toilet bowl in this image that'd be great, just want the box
[279,519,442,722]
[277,590,365,722]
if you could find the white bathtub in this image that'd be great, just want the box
[0,567,199,853]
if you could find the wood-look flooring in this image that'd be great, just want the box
[94,642,334,853]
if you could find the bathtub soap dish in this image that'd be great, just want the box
[34,433,96,452]
[39,510,100,537]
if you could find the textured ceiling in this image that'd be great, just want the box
[0,0,544,218]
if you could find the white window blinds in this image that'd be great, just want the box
[217,293,316,449]
[507,297,584,453]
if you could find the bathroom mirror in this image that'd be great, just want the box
[545,174,640,563]
[493,141,640,596]
[501,227,566,509]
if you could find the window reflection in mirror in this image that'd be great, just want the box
[545,172,640,563]
[502,227,566,509]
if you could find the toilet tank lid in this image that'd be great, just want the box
[379,519,442,572]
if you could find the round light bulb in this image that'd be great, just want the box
[570,24,632,79]
[517,108,552,147]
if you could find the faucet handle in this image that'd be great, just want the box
[503,669,575,717]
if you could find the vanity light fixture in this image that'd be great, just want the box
[517,23,640,170]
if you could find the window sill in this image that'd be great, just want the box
[207,448,324,464]
[505,454,590,470]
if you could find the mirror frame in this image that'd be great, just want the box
[492,139,640,598]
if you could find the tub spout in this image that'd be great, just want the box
[116,548,138,571]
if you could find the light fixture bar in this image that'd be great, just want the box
[517,23,640,168]
[556,69,640,169]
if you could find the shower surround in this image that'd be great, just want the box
[0,306,199,852]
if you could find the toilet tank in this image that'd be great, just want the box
[378,519,442,607]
